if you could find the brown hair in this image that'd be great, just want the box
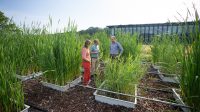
[84,39,91,48]
[94,39,99,44]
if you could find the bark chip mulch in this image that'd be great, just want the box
[23,67,181,112]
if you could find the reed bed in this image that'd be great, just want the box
[151,35,183,75]
[95,55,147,96]
[180,8,200,111]
[92,31,110,59]
[40,23,82,86]
[116,32,142,60]
[0,33,24,112]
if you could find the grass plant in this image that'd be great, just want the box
[40,22,82,86]
[180,7,200,111]
[0,33,24,112]
[116,32,142,60]
[96,55,147,97]
[151,35,183,75]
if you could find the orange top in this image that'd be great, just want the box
[81,47,91,62]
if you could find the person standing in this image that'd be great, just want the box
[81,39,91,85]
[110,36,123,59]
[90,39,100,75]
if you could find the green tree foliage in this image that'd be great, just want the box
[79,27,107,35]
[0,11,20,33]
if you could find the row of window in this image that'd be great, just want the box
[109,24,195,36]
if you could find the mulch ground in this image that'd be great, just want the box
[23,66,182,112]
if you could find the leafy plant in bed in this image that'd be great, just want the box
[178,10,200,111]
[94,56,147,108]
[40,23,82,91]
[151,35,183,83]
[0,41,28,112]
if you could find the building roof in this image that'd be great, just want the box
[107,21,198,28]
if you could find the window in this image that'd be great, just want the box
[188,24,194,33]
[149,26,154,34]
[154,25,158,34]
[111,28,115,36]
[178,25,182,34]
[137,26,141,33]
[172,25,177,34]
[167,25,172,34]
[132,27,136,34]
[163,25,168,34]
[158,25,163,34]
[145,26,149,34]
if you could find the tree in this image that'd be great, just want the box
[0,11,20,33]
[79,27,107,35]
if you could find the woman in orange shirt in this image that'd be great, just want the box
[81,39,91,85]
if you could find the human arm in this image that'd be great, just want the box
[117,42,123,56]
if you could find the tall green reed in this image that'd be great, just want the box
[151,35,183,74]
[0,33,24,112]
[40,21,82,86]
[92,31,110,59]
[116,32,142,60]
[97,55,146,95]
[180,7,200,111]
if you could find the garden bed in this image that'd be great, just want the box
[0,104,30,112]
[22,67,182,112]
[23,79,136,112]
[158,74,179,84]
[41,76,82,92]
[151,65,180,84]
[16,72,43,81]
[172,89,190,112]
[21,104,30,112]
[94,81,137,108]
[138,70,181,112]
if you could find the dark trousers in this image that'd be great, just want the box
[110,54,119,59]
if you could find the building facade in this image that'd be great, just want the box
[107,21,199,43]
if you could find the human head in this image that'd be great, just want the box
[94,39,99,45]
[84,39,91,48]
[110,36,116,43]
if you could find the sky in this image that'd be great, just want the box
[0,0,199,31]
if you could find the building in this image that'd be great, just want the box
[107,21,199,43]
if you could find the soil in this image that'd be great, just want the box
[22,66,182,112]
[23,79,136,112]
[137,69,181,111]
